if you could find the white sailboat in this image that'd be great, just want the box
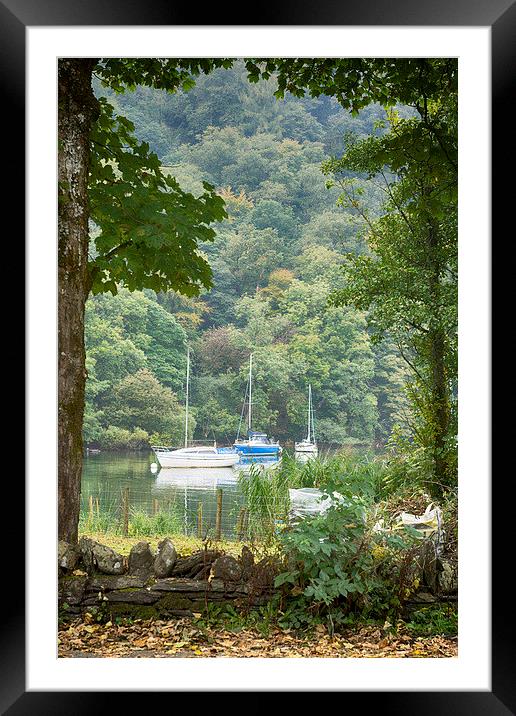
[151,348,240,469]
[295,384,318,456]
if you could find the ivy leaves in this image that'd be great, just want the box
[88,98,227,296]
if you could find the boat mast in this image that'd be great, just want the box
[248,353,253,433]
[310,386,315,444]
[307,384,312,442]
[184,347,190,448]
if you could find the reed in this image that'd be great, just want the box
[238,465,291,544]
[79,497,184,538]
[79,494,121,535]
[79,508,121,535]
[275,450,389,501]
[128,509,184,537]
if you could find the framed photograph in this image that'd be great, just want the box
[6,0,504,710]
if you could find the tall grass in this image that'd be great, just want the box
[79,494,121,535]
[128,509,184,537]
[275,450,389,501]
[79,502,184,538]
[79,509,121,535]
[237,451,392,544]
[238,465,291,544]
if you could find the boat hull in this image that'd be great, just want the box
[158,459,239,468]
[294,443,318,454]
[233,443,282,457]
[152,446,240,469]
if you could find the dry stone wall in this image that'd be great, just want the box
[58,539,276,619]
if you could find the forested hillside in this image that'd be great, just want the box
[84,62,410,449]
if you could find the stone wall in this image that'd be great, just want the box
[58,538,276,619]
[58,535,457,621]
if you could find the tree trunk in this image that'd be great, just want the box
[58,59,99,544]
[427,213,452,495]
[430,327,450,491]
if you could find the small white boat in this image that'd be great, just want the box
[295,384,318,457]
[295,441,318,455]
[152,445,241,469]
[151,347,240,469]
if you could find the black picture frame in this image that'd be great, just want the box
[6,0,505,712]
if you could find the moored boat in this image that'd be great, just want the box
[152,348,240,469]
[295,384,317,457]
[152,445,240,469]
[232,354,282,460]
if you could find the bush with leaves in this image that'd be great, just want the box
[274,491,422,631]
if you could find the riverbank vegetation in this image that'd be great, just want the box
[78,448,457,637]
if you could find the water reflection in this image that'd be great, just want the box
[151,466,243,538]
[236,456,282,473]
[80,447,343,540]
[152,466,239,490]
[81,452,247,539]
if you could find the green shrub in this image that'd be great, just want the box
[97,425,150,450]
[99,426,134,450]
[126,427,150,450]
[405,604,458,637]
[381,426,457,499]
[274,491,422,631]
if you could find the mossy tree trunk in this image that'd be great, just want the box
[58,59,99,544]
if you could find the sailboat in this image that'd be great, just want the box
[295,384,318,456]
[233,354,282,460]
[151,348,240,469]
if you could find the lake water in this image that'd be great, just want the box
[81,450,262,540]
[80,444,370,540]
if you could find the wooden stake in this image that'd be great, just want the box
[153,498,159,515]
[88,494,94,521]
[236,507,246,541]
[243,508,249,539]
[197,502,203,539]
[122,487,129,536]
[95,497,100,518]
[215,488,223,541]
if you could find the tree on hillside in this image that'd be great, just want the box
[326,105,457,494]
[247,58,457,492]
[106,368,185,440]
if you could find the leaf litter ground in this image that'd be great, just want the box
[58,616,457,659]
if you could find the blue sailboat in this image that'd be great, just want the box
[233,354,282,461]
